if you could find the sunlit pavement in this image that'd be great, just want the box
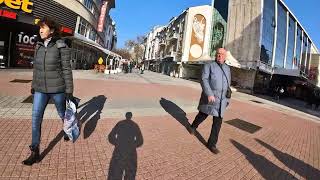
[0,69,319,179]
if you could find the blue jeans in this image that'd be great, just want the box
[31,92,66,148]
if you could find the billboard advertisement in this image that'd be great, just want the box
[15,32,37,68]
[188,14,207,61]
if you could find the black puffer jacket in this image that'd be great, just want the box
[32,37,73,94]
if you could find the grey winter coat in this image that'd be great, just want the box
[198,61,231,117]
[32,38,73,94]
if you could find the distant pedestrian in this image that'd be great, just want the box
[140,63,145,74]
[274,86,284,100]
[189,48,231,154]
[23,17,74,166]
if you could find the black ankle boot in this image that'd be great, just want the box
[22,145,40,166]
[64,132,70,141]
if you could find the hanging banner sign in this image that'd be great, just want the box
[97,1,108,32]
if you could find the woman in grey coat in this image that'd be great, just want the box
[23,17,74,165]
[189,48,231,154]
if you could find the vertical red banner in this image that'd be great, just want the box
[97,1,108,32]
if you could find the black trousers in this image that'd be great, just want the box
[191,111,223,148]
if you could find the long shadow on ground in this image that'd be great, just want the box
[159,97,207,146]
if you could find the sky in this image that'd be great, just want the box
[110,0,319,50]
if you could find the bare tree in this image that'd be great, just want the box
[113,48,131,60]
[124,35,146,63]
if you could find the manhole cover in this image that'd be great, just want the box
[10,79,32,83]
[22,95,54,104]
[225,119,262,134]
[250,100,264,104]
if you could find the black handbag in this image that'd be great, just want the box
[217,63,232,98]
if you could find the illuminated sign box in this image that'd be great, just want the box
[0,9,17,19]
[0,0,33,13]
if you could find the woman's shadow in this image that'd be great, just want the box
[77,95,107,139]
[107,112,143,180]
[159,97,207,146]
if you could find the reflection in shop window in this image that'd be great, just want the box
[286,15,295,69]
[294,26,303,69]
[274,2,287,68]
[260,0,275,65]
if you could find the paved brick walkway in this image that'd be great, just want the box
[0,69,319,179]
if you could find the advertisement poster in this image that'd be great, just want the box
[189,14,206,61]
[15,32,37,68]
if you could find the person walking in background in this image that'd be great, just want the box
[189,48,231,154]
[23,17,74,165]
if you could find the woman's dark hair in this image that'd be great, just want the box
[38,16,61,37]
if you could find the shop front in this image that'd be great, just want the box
[0,0,76,68]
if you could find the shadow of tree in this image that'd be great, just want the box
[255,139,320,179]
[159,97,207,146]
[77,95,107,139]
[107,112,143,180]
[230,139,298,180]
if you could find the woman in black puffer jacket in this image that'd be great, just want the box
[23,17,74,166]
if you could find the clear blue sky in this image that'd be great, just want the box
[111,0,319,50]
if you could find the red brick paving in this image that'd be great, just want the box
[0,70,319,179]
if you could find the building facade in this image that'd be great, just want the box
[0,0,119,70]
[144,26,165,71]
[218,0,320,95]
[144,5,212,78]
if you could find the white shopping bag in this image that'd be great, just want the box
[63,99,80,142]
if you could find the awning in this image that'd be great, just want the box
[67,34,121,59]
[273,68,300,77]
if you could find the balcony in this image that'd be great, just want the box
[165,51,177,58]
[167,33,178,41]
[159,40,166,46]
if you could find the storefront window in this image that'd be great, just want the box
[305,40,311,74]
[260,0,275,65]
[294,26,302,69]
[300,35,307,72]
[89,28,97,41]
[78,18,88,36]
[285,15,295,69]
[274,2,287,68]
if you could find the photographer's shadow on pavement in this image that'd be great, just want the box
[159,97,207,146]
[107,112,143,180]
[255,138,320,179]
[230,139,298,180]
[77,95,107,139]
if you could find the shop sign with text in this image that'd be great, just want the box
[0,0,33,13]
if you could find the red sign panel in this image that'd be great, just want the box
[61,26,73,34]
[0,9,17,19]
[97,1,108,32]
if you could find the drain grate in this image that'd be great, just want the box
[225,119,262,134]
[10,79,32,83]
[250,100,264,104]
[22,95,55,104]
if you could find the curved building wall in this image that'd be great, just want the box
[53,0,98,27]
